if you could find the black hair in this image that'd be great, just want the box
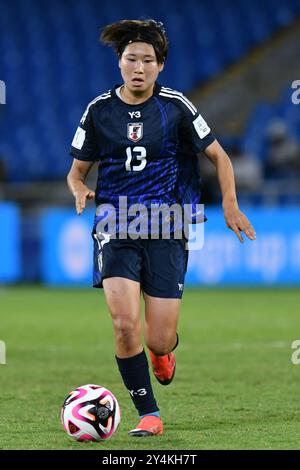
[100,19,168,63]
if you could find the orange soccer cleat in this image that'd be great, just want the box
[128,415,163,437]
[148,350,176,386]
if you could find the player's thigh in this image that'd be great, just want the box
[143,293,181,347]
[103,277,141,331]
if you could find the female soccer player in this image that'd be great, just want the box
[67,19,256,437]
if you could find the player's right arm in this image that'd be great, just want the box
[68,100,100,214]
[67,159,95,215]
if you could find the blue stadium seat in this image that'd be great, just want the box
[241,103,276,161]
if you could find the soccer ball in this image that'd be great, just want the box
[61,384,121,441]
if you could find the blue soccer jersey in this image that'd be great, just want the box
[70,83,215,226]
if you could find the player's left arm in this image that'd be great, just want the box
[203,139,256,243]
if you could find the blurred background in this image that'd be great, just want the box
[0,0,300,287]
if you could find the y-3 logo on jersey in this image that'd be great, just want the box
[128,111,141,118]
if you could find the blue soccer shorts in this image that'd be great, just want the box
[92,233,189,299]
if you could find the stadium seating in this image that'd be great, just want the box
[0,0,300,182]
[241,86,300,162]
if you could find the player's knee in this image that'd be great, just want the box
[111,314,140,348]
[113,316,138,336]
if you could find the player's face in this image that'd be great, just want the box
[119,42,164,96]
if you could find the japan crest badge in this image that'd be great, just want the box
[127,122,143,142]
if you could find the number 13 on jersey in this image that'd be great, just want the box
[125,146,147,171]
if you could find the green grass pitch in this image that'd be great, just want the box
[0,286,300,450]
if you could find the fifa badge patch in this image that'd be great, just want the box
[72,126,86,150]
[127,122,143,142]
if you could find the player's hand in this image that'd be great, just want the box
[223,203,256,243]
[74,186,95,215]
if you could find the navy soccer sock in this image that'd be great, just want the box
[116,350,159,417]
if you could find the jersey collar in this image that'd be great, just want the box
[112,82,162,102]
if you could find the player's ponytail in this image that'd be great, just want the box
[100,19,168,64]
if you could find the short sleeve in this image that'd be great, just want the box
[70,105,99,161]
[179,108,215,153]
